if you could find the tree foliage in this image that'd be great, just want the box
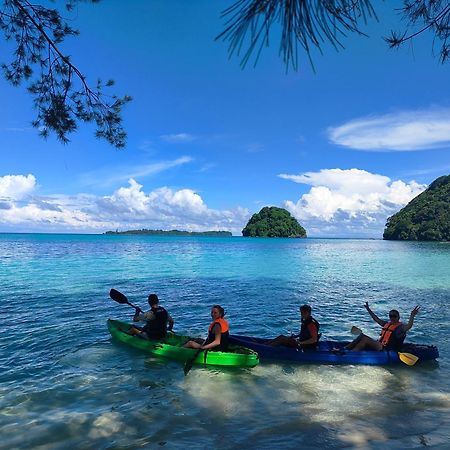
[242,206,307,237]
[0,0,131,147]
[217,1,450,70]
[1,1,449,146]
[383,175,450,241]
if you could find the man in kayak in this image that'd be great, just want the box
[129,293,174,340]
[183,305,229,351]
[345,302,420,351]
[268,304,320,349]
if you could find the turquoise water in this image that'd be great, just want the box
[1,234,450,449]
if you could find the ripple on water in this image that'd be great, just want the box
[1,235,450,449]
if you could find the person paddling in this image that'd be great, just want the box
[345,302,420,351]
[129,293,174,340]
[268,304,320,350]
[184,305,229,351]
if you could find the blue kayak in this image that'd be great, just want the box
[229,335,439,366]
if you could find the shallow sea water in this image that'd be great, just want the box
[1,234,449,449]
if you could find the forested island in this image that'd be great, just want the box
[242,206,307,238]
[383,175,450,241]
[104,229,232,237]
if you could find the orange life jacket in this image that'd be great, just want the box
[208,318,229,333]
[379,321,402,347]
[207,318,229,351]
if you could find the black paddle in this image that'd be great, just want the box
[109,288,141,312]
[183,337,208,376]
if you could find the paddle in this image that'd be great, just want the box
[351,326,419,366]
[183,337,207,376]
[109,288,141,312]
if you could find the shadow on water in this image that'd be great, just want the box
[1,348,449,449]
[4,334,444,450]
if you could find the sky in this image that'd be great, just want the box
[0,0,449,237]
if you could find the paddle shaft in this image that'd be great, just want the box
[183,337,208,376]
[125,299,140,311]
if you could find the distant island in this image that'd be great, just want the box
[242,206,307,238]
[383,175,450,241]
[104,229,232,237]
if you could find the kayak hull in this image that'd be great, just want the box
[229,335,439,366]
[107,319,259,368]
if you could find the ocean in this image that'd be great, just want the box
[1,234,449,449]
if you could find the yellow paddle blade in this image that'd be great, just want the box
[398,352,419,366]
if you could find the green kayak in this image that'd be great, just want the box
[107,319,259,368]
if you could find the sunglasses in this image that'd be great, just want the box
[389,314,399,318]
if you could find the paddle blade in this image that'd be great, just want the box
[109,288,129,304]
[184,348,202,376]
[183,359,194,376]
[398,352,419,366]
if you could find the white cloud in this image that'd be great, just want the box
[328,108,450,151]
[80,156,193,188]
[0,174,36,201]
[0,175,249,234]
[280,168,426,237]
[160,133,195,143]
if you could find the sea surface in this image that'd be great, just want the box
[1,234,450,449]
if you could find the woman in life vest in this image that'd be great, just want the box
[345,302,420,351]
[268,304,320,349]
[183,305,229,351]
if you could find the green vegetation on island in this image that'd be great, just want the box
[242,207,306,238]
[383,175,450,241]
[104,229,232,237]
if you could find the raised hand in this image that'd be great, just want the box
[411,305,421,317]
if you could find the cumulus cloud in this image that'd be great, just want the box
[0,175,249,234]
[279,168,426,237]
[328,108,450,151]
[160,133,195,143]
[0,174,36,200]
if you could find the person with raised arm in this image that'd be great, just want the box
[345,302,420,351]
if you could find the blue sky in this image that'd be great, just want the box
[0,0,449,236]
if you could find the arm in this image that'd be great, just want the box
[403,305,420,332]
[167,313,174,331]
[133,309,154,323]
[297,336,317,346]
[365,302,386,327]
[132,307,141,322]
[201,324,221,350]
